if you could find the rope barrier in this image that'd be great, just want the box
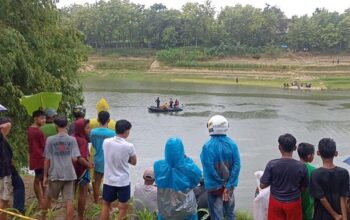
[0,208,36,220]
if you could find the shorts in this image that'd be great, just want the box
[0,176,12,201]
[34,169,44,177]
[78,170,91,186]
[268,195,302,220]
[47,181,75,202]
[102,184,130,203]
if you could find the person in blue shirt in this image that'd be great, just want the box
[90,111,115,204]
[154,137,202,220]
[200,115,241,220]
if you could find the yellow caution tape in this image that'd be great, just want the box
[0,208,36,220]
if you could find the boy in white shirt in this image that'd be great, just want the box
[100,120,137,220]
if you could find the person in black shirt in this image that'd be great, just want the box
[260,133,308,220]
[155,97,160,108]
[0,117,25,218]
[310,138,349,220]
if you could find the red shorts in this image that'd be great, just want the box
[268,195,302,220]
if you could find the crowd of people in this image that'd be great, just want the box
[0,97,349,220]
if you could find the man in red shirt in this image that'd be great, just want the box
[27,110,46,208]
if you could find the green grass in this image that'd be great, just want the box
[95,60,153,71]
[93,48,158,57]
[80,56,350,90]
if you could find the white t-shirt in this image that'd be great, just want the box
[103,136,136,187]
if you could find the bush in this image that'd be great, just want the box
[156,48,209,65]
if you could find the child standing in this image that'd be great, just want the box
[100,120,136,220]
[297,143,316,220]
[260,133,308,220]
[43,116,81,220]
[27,110,46,207]
[310,138,349,220]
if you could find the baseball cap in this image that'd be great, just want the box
[45,108,57,118]
[143,167,154,180]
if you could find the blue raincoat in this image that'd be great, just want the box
[200,135,241,191]
[154,137,202,220]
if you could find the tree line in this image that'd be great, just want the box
[0,0,88,167]
[61,0,350,53]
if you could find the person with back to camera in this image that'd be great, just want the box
[154,137,202,220]
[100,120,137,220]
[260,133,308,220]
[200,115,241,220]
[90,111,116,204]
[297,143,316,220]
[133,168,158,215]
[310,138,349,220]
[68,105,86,135]
[72,118,94,220]
[42,115,81,220]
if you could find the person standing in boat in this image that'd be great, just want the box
[169,98,174,108]
[155,97,160,108]
[174,99,179,108]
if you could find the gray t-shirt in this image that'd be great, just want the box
[134,184,158,213]
[44,133,80,181]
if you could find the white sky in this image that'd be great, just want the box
[57,0,350,17]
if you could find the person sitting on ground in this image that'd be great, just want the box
[155,97,160,108]
[310,138,349,220]
[154,137,202,220]
[68,105,86,135]
[260,133,308,220]
[43,115,81,220]
[0,117,23,219]
[100,120,137,220]
[133,168,158,215]
[297,143,316,220]
[72,118,94,220]
[169,98,174,108]
[27,109,46,208]
[200,115,241,220]
[90,111,116,204]
[41,108,58,138]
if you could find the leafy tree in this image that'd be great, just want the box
[0,0,89,167]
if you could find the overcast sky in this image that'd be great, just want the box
[57,0,350,17]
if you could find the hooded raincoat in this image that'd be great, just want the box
[72,118,90,177]
[200,135,241,191]
[154,137,202,220]
[89,98,116,130]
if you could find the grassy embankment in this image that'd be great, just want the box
[80,49,350,90]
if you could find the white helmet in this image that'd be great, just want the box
[207,115,229,135]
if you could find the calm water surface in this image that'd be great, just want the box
[84,80,350,211]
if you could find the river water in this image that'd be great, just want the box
[83,80,350,211]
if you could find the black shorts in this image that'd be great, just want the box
[34,169,44,177]
[102,184,130,203]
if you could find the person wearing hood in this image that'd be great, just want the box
[154,137,202,220]
[200,115,241,220]
[89,98,116,130]
[72,118,94,220]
